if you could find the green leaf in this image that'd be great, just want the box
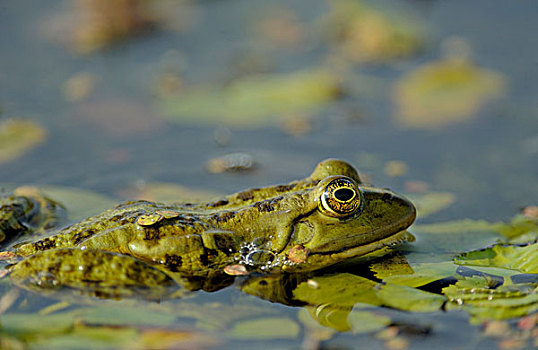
[79,305,177,327]
[0,118,47,164]
[392,58,506,129]
[375,261,458,288]
[455,243,538,273]
[498,215,538,242]
[31,325,138,350]
[0,312,75,337]
[407,192,456,219]
[375,283,446,312]
[160,70,340,128]
[411,219,504,253]
[227,317,299,340]
[443,277,538,321]
[293,273,381,308]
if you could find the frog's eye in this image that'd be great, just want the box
[318,176,363,218]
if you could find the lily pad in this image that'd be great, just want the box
[373,260,458,288]
[455,243,538,274]
[443,276,538,321]
[407,192,456,219]
[293,273,381,308]
[0,118,47,164]
[411,219,505,253]
[497,214,538,243]
[325,0,427,63]
[375,283,446,312]
[160,70,340,127]
[392,58,506,128]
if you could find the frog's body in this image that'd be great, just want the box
[3,159,416,297]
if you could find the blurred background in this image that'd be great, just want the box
[1,0,537,223]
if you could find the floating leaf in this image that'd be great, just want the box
[375,283,446,312]
[348,308,391,334]
[160,70,340,127]
[39,185,116,220]
[293,273,381,308]
[373,261,458,288]
[407,192,456,219]
[227,317,299,340]
[411,219,504,253]
[135,328,220,350]
[497,215,538,243]
[393,58,506,128]
[455,243,538,274]
[0,118,47,164]
[325,0,427,63]
[370,253,414,280]
[412,219,505,234]
[443,277,538,321]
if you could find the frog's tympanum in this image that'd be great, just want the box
[1,159,416,299]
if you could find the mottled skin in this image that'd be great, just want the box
[4,159,416,297]
[0,186,64,244]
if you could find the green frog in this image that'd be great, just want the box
[2,159,416,299]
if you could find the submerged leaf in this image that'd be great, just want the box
[348,308,391,334]
[0,118,47,164]
[160,70,340,127]
[227,317,299,340]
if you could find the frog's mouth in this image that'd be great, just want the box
[283,187,416,271]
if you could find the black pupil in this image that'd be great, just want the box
[334,188,354,201]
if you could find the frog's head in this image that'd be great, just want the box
[281,159,416,272]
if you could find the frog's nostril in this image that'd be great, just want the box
[334,188,354,201]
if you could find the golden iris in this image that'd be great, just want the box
[319,177,362,218]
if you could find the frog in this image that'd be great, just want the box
[1,159,416,299]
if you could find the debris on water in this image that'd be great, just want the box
[384,160,408,177]
[0,251,16,261]
[206,153,255,174]
[224,264,249,276]
[288,245,309,263]
[404,181,430,193]
[522,206,538,219]
[213,127,232,147]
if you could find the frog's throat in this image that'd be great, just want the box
[282,230,413,272]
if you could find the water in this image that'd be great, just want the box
[0,1,537,349]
